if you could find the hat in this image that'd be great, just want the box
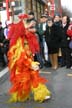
[28,11,34,16]
[27,18,36,23]
[54,12,61,17]
[48,17,53,21]
[41,14,48,18]
[18,14,29,19]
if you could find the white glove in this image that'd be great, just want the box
[31,62,40,71]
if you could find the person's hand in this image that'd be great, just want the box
[0,43,3,46]
[31,61,40,71]
[67,37,70,40]
[28,28,36,33]
[27,21,35,28]
[68,25,72,30]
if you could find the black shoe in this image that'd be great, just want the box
[39,65,43,69]
[61,64,66,67]
[66,66,71,68]
[44,62,51,67]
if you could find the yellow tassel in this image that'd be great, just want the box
[8,92,30,103]
[8,92,18,103]
[32,83,51,102]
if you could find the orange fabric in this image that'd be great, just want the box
[8,21,47,100]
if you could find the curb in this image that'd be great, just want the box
[0,67,8,78]
[0,67,9,83]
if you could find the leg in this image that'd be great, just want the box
[49,54,54,68]
[52,53,58,69]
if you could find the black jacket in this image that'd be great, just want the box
[45,24,62,48]
[61,24,70,48]
[0,27,5,43]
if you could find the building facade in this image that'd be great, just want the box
[54,0,62,15]
[0,0,48,20]
[0,0,48,26]
[19,0,47,19]
[48,0,62,16]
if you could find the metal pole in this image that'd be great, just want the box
[6,0,9,20]
[11,6,14,22]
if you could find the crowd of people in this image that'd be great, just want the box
[0,10,72,102]
[37,13,72,70]
[0,11,72,70]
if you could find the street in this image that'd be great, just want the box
[0,67,72,108]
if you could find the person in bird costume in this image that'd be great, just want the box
[7,14,51,103]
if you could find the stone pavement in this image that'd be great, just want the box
[0,67,72,108]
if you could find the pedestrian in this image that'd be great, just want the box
[66,23,72,68]
[0,21,6,68]
[45,17,62,69]
[7,14,51,103]
[61,15,71,68]
[53,13,63,66]
[37,14,50,67]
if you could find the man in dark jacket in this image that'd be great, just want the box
[61,15,71,68]
[37,14,49,66]
[45,17,62,69]
[0,22,6,68]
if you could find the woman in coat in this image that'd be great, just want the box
[45,17,62,69]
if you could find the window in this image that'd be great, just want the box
[14,0,21,7]
[0,2,3,7]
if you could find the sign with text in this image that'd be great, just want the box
[50,4,55,10]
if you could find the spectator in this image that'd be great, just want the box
[37,14,49,66]
[61,15,71,68]
[45,17,62,69]
[0,21,6,68]
[54,13,63,66]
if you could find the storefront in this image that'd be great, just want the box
[54,0,62,15]
[21,0,46,19]
[49,0,62,16]
[0,0,47,23]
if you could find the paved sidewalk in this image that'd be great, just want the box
[0,67,8,78]
[0,67,72,108]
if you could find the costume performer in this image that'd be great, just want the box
[7,14,51,103]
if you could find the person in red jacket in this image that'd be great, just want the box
[66,23,72,68]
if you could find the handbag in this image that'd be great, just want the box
[69,40,72,49]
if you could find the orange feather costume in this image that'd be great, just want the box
[7,18,51,102]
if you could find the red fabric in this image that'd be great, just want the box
[18,14,29,19]
[8,21,26,47]
[8,21,47,99]
[8,21,40,54]
[67,29,72,38]
[26,31,40,54]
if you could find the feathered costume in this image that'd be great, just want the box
[7,19,51,103]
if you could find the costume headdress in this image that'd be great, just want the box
[18,14,29,19]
